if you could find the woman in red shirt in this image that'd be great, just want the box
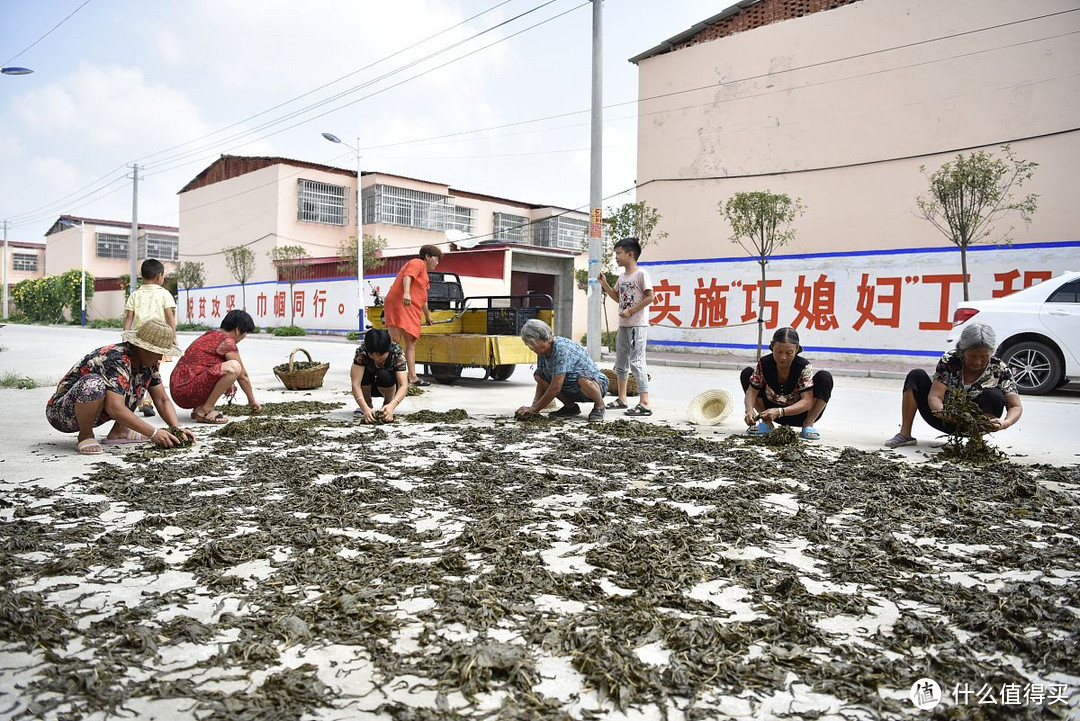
[170,310,262,423]
[382,244,443,386]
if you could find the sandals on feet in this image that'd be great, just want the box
[103,430,152,445]
[193,409,229,424]
[884,433,917,448]
[799,427,821,441]
[605,399,628,410]
[746,420,773,436]
[410,378,431,387]
[77,438,103,455]
[624,404,652,417]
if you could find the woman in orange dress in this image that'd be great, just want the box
[382,244,443,386]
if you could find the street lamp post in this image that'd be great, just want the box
[322,133,365,333]
[1,67,34,76]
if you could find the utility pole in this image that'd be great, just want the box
[587,0,603,360]
[1,219,8,320]
[129,164,139,291]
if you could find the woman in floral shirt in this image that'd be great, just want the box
[740,326,834,440]
[884,322,1023,448]
[46,320,195,455]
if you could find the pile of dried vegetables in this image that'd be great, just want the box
[1,410,1077,720]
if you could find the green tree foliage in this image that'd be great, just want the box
[719,191,805,360]
[270,244,311,326]
[12,277,64,323]
[336,234,389,275]
[916,145,1038,301]
[11,272,95,324]
[55,269,95,320]
[223,245,257,309]
[173,261,205,323]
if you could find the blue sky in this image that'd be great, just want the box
[0,0,721,240]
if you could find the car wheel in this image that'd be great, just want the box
[1002,341,1062,395]
[489,364,515,381]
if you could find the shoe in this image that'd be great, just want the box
[141,406,156,417]
[605,399,628,410]
[624,404,652,417]
[799,427,821,441]
[884,433,917,448]
[746,420,773,436]
[587,406,605,422]
[549,403,581,418]
[410,378,431,387]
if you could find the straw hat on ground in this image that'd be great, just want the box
[121,319,182,357]
[687,388,735,426]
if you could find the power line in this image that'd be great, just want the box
[1,0,95,67]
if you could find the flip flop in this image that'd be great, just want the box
[799,427,821,441]
[102,430,152,445]
[193,409,229,424]
[76,438,103,455]
[605,400,628,410]
[410,378,431,387]
[624,404,652,417]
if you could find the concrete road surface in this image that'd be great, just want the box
[1,323,1077,479]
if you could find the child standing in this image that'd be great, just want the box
[598,237,654,416]
[123,258,177,416]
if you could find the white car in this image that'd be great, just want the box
[946,271,1080,394]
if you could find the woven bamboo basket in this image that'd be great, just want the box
[600,368,651,396]
[273,347,330,390]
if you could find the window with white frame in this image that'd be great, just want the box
[96,232,130,259]
[493,212,529,244]
[531,216,587,250]
[139,233,179,261]
[363,184,450,230]
[297,179,348,225]
[12,253,38,272]
[447,205,474,233]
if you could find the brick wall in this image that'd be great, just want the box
[675,0,861,50]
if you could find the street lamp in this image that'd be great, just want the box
[322,132,365,333]
[1,67,34,75]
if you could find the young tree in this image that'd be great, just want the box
[337,234,389,303]
[173,261,205,323]
[223,245,256,310]
[719,191,805,360]
[916,145,1038,301]
[576,202,668,341]
[270,244,311,326]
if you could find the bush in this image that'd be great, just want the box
[0,371,43,389]
[177,322,211,332]
[272,325,306,337]
[11,277,64,323]
[346,331,361,341]
[579,331,618,349]
[88,318,124,329]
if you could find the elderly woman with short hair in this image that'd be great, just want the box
[885,322,1023,448]
[517,319,609,421]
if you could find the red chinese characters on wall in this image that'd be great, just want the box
[645,268,1053,335]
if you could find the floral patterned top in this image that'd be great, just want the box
[171,330,238,389]
[932,349,1019,398]
[353,341,407,373]
[48,343,161,424]
[748,354,816,407]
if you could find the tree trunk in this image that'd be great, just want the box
[289,283,295,326]
[960,246,970,301]
[241,283,247,311]
[757,259,767,361]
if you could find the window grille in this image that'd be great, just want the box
[12,253,38,272]
[96,232,130,259]
[493,212,529,244]
[553,216,587,250]
[139,233,179,261]
[297,179,348,226]
[363,184,450,230]
[448,205,474,233]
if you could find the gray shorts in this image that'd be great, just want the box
[614,326,649,393]
[537,370,609,402]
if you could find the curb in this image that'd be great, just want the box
[601,352,909,381]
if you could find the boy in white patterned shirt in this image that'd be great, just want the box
[124,259,177,416]
[598,237,654,416]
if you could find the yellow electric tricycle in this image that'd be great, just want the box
[368,272,553,385]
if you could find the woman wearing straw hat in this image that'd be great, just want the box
[45,319,196,455]
[740,327,833,440]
